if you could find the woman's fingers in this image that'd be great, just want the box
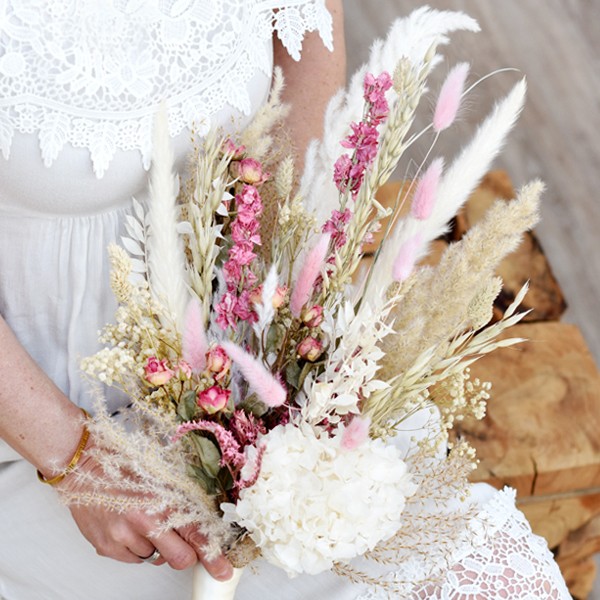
[150,527,198,571]
[177,524,233,581]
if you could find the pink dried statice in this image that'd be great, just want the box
[229,410,266,448]
[216,181,265,330]
[333,71,393,198]
[173,419,246,470]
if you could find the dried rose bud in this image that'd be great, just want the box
[236,158,270,185]
[175,360,193,380]
[206,345,231,382]
[222,139,246,160]
[301,304,324,328]
[249,284,287,309]
[297,336,324,362]
[197,385,231,414]
[144,357,174,386]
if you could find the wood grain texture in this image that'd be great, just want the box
[344,0,600,365]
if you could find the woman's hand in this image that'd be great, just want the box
[60,449,233,580]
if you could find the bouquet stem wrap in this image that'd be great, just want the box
[192,564,245,600]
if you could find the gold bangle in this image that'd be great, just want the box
[37,408,91,486]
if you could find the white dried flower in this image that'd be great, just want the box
[223,423,417,577]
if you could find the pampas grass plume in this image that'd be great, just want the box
[411,158,444,220]
[433,62,469,132]
[393,233,423,282]
[290,233,331,318]
[182,298,208,373]
[221,342,287,407]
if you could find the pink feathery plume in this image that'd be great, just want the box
[411,158,444,220]
[341,416,371,450]
[237,444,266,492]
[433,63,469,132]
[221,341,287,407]
[182,298,208,374]
[289,233,331,318]
[392,233,424,283]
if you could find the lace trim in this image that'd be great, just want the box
[0,0,333,177]
[355,488,571,599]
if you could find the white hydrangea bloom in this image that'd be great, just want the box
[222,423,417,577]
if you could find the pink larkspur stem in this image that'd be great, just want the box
[341,416,371,450]
[392,233,424,283]
[433,63,469,132]
[289,234,331,318]
[221,341,287,407]
[182,298,208,374]
[411,158,444,220]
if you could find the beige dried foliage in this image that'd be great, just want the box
[380,180,543,377]
[108,244,133,304]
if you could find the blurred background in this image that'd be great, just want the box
[343,1,600,598]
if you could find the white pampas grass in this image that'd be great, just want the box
[301,8,480,229]
[366,79,527,301]
[146,105,189,330]
[253,265,279,337]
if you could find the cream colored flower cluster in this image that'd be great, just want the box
[224,423,417,577]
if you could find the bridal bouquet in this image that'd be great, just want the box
[71,7,542,597]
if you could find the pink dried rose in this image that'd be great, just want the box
[144,357,174,386]
[236,158,270,185]
[197,385,231,414]
[297,336,324,362]
[206,346,232,382]
[222,139,246,159]
[252,284,288,308]
[301,305,324,328]
[175,360,193,380]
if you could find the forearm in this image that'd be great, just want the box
[0,315,83,476]
[273,0,346,167]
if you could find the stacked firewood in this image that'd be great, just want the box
[371,172,600,599]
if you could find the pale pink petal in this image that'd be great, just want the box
[341,416,371,450]
[289,234,331,318]
[392,233,424,283]
[411,157,444,220]
[182,298,208,373]
[433,63,469,132]
[221,342,287,408]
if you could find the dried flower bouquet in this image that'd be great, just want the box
[69,7,543,596]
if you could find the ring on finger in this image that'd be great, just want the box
[138,548,161,563]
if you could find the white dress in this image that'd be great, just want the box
[0,2,571,598]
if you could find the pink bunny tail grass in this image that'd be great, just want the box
[290,234,331,318]
[182,298,208,373]
[221,342,287,407]
[341,416,371,450]
[433,63,470,132]
[392,233,424,283]
[411,157,444,220]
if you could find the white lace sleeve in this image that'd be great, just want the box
[0,0,332,177]
[356,489,571,600]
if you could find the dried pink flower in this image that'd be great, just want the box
[144,357,174,386]
[297,336,324,362]
[301,305,324,328]
[222,139,246,159]
[206,346,231,382]
[197,385,231,415]
[236,158,270,185]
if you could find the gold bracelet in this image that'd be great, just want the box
[37,408,91,486]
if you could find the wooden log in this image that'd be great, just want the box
[560,556,597,600]
[557,512,600,570]
[456,322,600,498]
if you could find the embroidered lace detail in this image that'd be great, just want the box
[0,0,332,177]
[355,489,571,600]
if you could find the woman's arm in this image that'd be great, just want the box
[273,0,346,168]
[0,315,232,579]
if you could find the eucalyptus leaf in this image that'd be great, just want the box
[187,464,218,495]
[190,434,222,478]
[285,361,302,390]
[177,390,198,421]
[240,393,269,417]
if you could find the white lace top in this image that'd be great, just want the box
[0,0,332,177]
